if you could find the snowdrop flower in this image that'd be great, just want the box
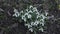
[27,24,32,28]
[34,21,40,26]
[13,9,20,17]
[39,27,43,32]
[33,7,38,12]
[29,28,33,32]
[14,9,18,12]
[20,10,23,13]
[28,25,32,28]
[31,22,34,25]
[45,12,48,16]
[28,10,33,13]
[13,12,20,17]
[40,14,46,19]
[24,18,26,22]
[40,22,44,26]
[34,22,37,26]
[37,15,40,18]
[41,23,44,26]
[29,5,33,8]
[36,12,39,15]
[26,9,28,12]
[36,21,40,24]
[22,15,25,19]
[40,19,44,22]
[27,14,32,18]
[25,24,29,26]
[24,13,28,15]
[25,24,32,28]
[31,21,39,26]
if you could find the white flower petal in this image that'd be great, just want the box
[39,28,43,32]
[28,14,32,18]
[25,13,28,15]
[29,5,33,8]
[29,28,33,32]
[33,7,38,12]
[24,18,26,22]
[14,9,18,12]
[20,10,23,13]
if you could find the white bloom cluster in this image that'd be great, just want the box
[13,9,20,17]
[13,5,48,32]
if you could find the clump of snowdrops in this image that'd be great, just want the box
[13,5,48,34]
